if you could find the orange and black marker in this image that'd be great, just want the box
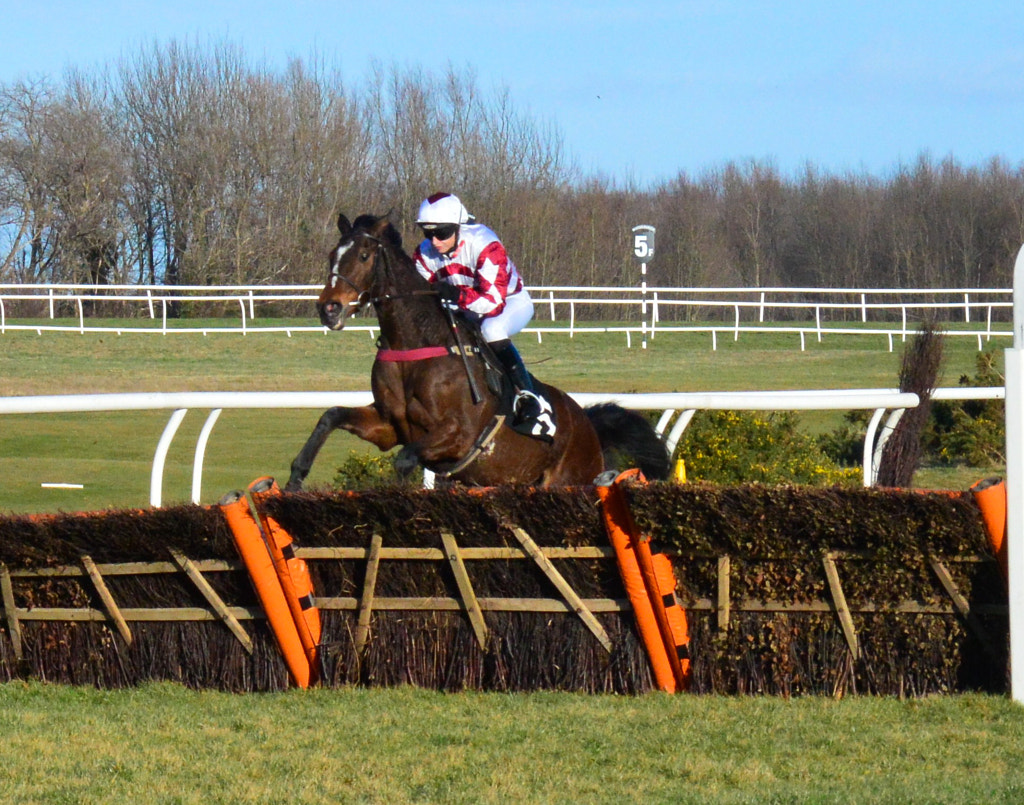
[219,489,313,689]
[597,468,691,692]
[249,477,323,682]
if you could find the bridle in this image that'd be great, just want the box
[326,234,378,311]
[326,230,434,312]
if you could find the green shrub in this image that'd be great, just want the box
[924,348,1005,465]
[818,348,1006,471]
[676,410,860,486]
[332,451,423,490]
[817,410,872,468]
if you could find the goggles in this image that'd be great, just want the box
[420,223,458,241]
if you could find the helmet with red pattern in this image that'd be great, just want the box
[416,192,474,228]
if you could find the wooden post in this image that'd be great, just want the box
[169,549,253,654]
[440,531,488,649]
[822,552,859,659]
[717,555,731,632]
[81,555,133,645]
[508,525,612,652]
[0,564,23,661]
[354,532,383,653]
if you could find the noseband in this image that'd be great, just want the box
[327,233,386,311]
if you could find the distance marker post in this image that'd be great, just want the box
[631,224,656,349]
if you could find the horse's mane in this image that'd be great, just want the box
[353,213,456,346]
[351,213,404,250]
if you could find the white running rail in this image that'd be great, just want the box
[0,387,1003,507]
[0,284,1013,351]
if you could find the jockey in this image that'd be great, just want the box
[412,192,554,440]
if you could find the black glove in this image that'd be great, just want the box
[436,283,461,305]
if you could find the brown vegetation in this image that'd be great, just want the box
[2,40,1024,306]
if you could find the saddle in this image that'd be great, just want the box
[458,319,557,442]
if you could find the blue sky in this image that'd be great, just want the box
[3,1,1023,185]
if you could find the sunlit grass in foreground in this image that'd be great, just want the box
[0,682,1021,804]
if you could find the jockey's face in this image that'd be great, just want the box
[431,230,458,255]
[422,223,459,256]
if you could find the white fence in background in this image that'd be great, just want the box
[0,386,1003,508]
[0,283,1013,351]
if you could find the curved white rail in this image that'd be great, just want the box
[6,387,1005,507]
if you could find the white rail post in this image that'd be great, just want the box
[862,408,886,487]
[191,409,222,504]
[151,409,188,507]
[1005,243,1024,703]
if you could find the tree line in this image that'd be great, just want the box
[3,40,1024,312]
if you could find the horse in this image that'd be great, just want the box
[285,212,670,490]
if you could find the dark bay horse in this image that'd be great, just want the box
[286,213,669,490]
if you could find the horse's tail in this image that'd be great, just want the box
[586,403,671,480]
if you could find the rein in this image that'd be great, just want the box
[331,237,438,309]
[331,226,485,399]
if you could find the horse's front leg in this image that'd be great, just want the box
[285,405,398,491]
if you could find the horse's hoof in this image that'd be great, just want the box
[394,446,419,477]
[284,478,303,492]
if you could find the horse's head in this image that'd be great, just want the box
[318,212,401,330]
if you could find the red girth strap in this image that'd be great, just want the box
[377,346,451,362]
[377,345,479,362]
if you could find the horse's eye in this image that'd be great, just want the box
[360,252,370,261]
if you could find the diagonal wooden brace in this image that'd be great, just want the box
[81,555,133,645]
[440,531,488,650]
[169,549,253,654]
[823,552,859,659]
[507,524,612,653]
[929,558,1002,667]
[354,531,383,653]
[0,564,23,661]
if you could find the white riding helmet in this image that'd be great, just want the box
[416,192,474,226]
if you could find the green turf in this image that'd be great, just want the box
[0,682,1021,804]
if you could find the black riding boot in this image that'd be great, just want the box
[490,339,542,421]
[491,339,533,393]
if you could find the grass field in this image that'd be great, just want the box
[1,321,1021,802]
[0,682,1022,803]
[0,319,1005,513]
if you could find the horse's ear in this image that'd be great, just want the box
[371,211,403,247]
[337,214,352,236]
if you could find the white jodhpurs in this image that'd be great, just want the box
[480,289,534,343]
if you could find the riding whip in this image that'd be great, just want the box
[441,302,483,405]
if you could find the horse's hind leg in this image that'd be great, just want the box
[286,407,349,491]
